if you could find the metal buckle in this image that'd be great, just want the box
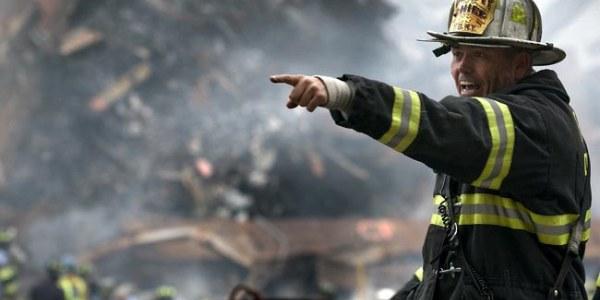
[438,262,462,279]
[448,222,458,241]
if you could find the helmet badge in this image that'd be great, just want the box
[449,0,498,35]
[510,2,527,25]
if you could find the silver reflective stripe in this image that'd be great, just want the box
[377,87,421,152]
[471,97,515,190]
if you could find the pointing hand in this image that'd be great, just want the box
[270,74,328,112]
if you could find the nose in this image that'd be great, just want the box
[454,55,473,75]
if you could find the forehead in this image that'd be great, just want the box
[451,45,513,56]
[452,45,499,51]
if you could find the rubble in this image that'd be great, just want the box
[59,27,103,56]
[89,62,152,112]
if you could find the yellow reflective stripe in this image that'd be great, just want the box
[460,194,578,226]
[458,214,569,245]
[471,97,515,190]
[428,193,591,246]
[394,91,421,152]
[583,227,591,242]
[471,98,500,187]
[415,266,424,282]
[596,273,600,287]
[537,232,572,246]
[458,213,531,231]
[4,281,18,294]
[431,213,444,227]
[495,103,515,188]
[583,211,592,241]
[378,87,420,152]
[59,277,77,300]
[431,195,445,226]
[378,87,403,145]
[430,215,590,245]
[0,266,16,280]
[584,152,589,177]
[586,210,592,222]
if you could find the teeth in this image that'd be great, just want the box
[460,81,478,91]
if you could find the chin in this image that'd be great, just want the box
[458,91,483,97]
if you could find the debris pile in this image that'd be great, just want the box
[2,0,432,221]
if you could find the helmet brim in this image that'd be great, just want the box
[420,31,566,66]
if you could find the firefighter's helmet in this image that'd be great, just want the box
[0,227,16,247]
[60,255,78,273]
[77,262,94,277]
[155,285,177,300]
[421,0,565,66]
[46,260,62,278]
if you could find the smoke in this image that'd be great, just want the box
[0,0,429,297]
[23,200,141,266]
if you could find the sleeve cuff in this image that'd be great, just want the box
[315,75,354,112]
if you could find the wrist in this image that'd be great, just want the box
[314,75,354,112]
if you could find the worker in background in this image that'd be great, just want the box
[391,267,423,300]
[271,0,590,298]
[29,260,65,300]
[0,227,23,300]
[592,273,600,300]
[58,256,88,300]
[154,285,176,300]
[77,263,100,300]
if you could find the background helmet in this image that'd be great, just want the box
[60,255,78,273]
[46,260,62,280]
[155,285,177,300]
[77,262,94,278]
[0,227,16,247]
[421,0,565,66]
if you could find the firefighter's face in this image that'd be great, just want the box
[451,45,530,97]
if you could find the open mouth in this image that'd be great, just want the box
[459,81,481,95]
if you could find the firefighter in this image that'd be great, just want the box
[391,267,423,300]
[0,228,20,300]
[271,0,590,299]
[77,263,100,300]
[58,256,88,300]
[30,260,65,300]
[592,273,600,300]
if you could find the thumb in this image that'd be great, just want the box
[270,74,303,86]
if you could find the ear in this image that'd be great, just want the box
[514,51,533,80]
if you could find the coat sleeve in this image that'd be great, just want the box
[331,74,551,195]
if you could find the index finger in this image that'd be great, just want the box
[270,74,303,86]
